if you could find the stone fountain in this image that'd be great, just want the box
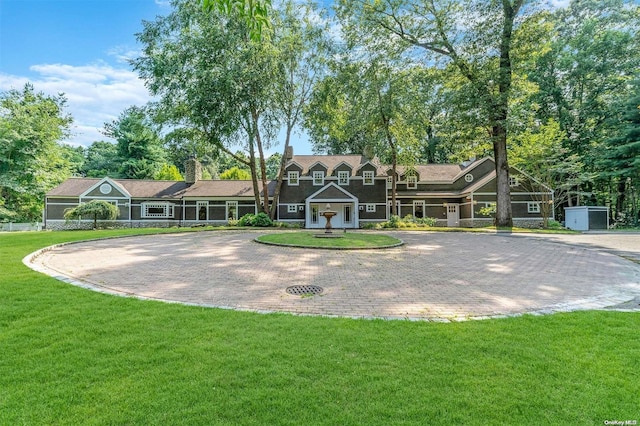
[314,203,343,238]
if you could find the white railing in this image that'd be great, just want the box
[0,222,43,232]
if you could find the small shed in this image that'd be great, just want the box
[564,206,609,231]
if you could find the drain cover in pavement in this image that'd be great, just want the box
[286,285,323,296]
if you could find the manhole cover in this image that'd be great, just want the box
[286,285,323,296]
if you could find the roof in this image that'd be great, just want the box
[46,178,275,198]
[289,155,493,182]
[287,155,379,175]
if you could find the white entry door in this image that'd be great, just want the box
[447,203,459,227]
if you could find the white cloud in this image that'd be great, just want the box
[0,62,152,147]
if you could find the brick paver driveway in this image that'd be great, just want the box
[29,231,640,321]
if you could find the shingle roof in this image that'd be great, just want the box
[288,155,377,175]
[289,155,489,182]
[46,178,275,198]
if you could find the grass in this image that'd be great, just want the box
[255,231,402,248]
[2,229,639,424]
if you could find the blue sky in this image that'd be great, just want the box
[0,0,314,154]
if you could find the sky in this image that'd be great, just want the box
[0,0,314,154]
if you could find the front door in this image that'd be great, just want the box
[447,203,459,227]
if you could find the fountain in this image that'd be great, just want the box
[314,203,343,238]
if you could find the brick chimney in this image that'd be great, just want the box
[184,155,202,184]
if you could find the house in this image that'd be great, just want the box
[44,152,553,230]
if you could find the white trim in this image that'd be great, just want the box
[141,202,174,218]
[313,171,325,186]
[287,171,299,186]
[196,201,209,221]
[337,170,350,185]
[527,202,541,213]
[80,177,131,198]
[363,171,374,185]
[226,201,238,220]
[407,176,417,189]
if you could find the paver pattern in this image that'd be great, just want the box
[29,231,640,321]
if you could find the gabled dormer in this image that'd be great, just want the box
[80,177,130,201]
[284,161,303,186]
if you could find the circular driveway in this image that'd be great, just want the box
[28,231,640,321]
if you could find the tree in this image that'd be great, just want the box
[528,0,640,208]
[155,163,184,180]
[135,0,325,218]
[337,0,541,226]
[203,0,272,42]
[305,57,431,214]
[267,0,330,219]
[0,83,73,221]
[220,166,252,180]
[598,81,640,225]
[103,106,166,180]
[509,119,585,227]
[63,200,119,229]
[81,141,122,177]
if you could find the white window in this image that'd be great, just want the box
[142,202,174,218]
[407,175,417,189]
[528,202,540,213]
[338,171,349,185]
[226,201,238,220]
[197,201,208,221]
[387,176,393,190]
[288,171,299,186]
[413,201,425,218]
[464,173,474,183]
[366,204,376,212]
[287,204,297,213]
[311,205,319,224]
[363,171,374,185]
[313,171,324,186]
[509,176,519,187]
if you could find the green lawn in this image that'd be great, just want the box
[256,231,402,248]
[1,229,639,425]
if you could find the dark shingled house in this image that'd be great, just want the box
[44,153,553,229]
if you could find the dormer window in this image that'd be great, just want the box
[313,171,324,186]
[288,171,299,186]
[363,171,374,185]
[509,176,519,187]
[338,171,349,185]
[407,176,417,189]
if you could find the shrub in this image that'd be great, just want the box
[238,213,255,226]
[237,212,273,227]
[378,214,437,229]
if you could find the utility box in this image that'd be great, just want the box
[564,206,609,231]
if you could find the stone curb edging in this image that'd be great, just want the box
[253,236,405,250]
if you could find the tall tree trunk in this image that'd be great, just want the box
[247,133,262,215]
[270,125,292,220]
[252,110,270,216]
[491,0,521,228]
[616,178,626,220]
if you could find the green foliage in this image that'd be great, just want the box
[81,141,122,178]
[237,212,273,227]
[63,200,119,229]
[155,163,184,181]
[203,0,272,42]
[0,83,74,221]
[103,106,166,179]
[220,166,251,180]
[378,214,437,229]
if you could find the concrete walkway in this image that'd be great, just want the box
[27,230,640,321]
